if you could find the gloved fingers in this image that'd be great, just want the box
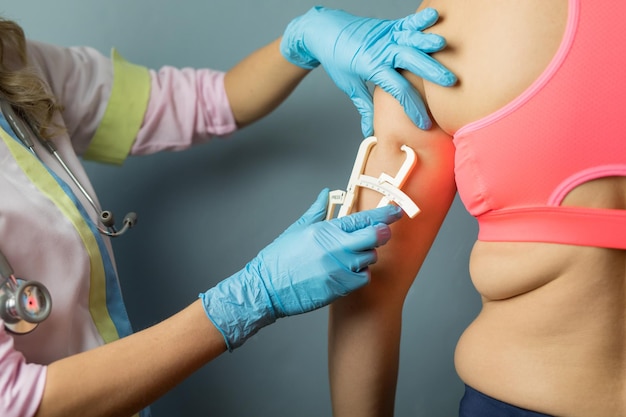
[393,31,446,53]
[352,91,375,138]
[396,7,440,32]
[332,204,403,233]
[342,249,378,274]
[341,80,374,137]
[339,223,393,253]
[393,48,457,86]
[360,114,374,138]
[281,188,329,235]
[347,269,370,290]
[371,69,432,130]
[332,268,370,294]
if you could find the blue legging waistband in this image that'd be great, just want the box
[459,385,553,417]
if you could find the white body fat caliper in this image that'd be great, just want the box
[327,136,420,220]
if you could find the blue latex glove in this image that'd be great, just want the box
[280,6,457,136]
[200,189,403,350]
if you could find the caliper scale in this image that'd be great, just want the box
[327,136,420,220]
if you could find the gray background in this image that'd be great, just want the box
[1,1,480,416]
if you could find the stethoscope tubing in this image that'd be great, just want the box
[0,98,136,333]
[0,99,137,237]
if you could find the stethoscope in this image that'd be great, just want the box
[0,251,51,334]
[0,99,138,334]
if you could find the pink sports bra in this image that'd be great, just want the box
[453,0,626,249]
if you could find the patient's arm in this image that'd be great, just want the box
[328,81,456,416]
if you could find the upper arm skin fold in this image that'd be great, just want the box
[328,79,456,417]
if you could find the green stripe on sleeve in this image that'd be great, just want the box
[83,49,151,165]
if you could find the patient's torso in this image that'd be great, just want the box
[414,0,626,415]
[425,0,626,248]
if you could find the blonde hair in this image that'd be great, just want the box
[0,17,63,139]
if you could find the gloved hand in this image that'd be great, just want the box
[280,6,457,136]
[200,189,403,350]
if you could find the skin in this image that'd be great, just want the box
[328,1,626,416]
[224,39,309,127]
[34,39,309,417]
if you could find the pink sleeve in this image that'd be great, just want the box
[0,324,47,417]
[131,67,238,155]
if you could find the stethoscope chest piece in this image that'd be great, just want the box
[0,100,133,334]
[0,248,52,334]
[0,277,52,334]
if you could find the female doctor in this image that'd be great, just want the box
[0,6,455,417]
